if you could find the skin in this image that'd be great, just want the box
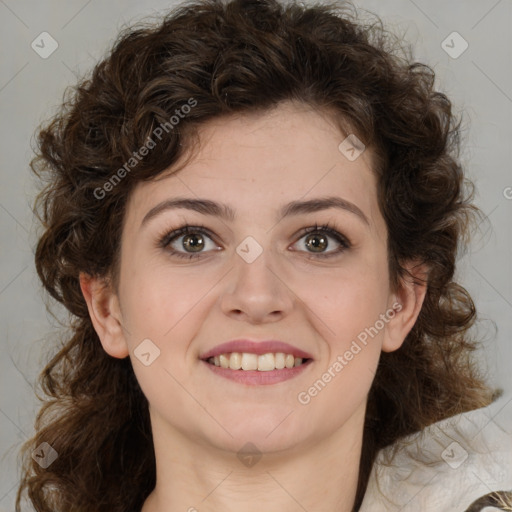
[80,101,427,512]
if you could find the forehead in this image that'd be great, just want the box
[125,102,382,230]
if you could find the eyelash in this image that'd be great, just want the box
[157,222,351,260]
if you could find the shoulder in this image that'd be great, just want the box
[359,393,512,511]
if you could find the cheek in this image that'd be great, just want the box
[295,344,379,436]
[121,264,223,391]
[294,258,390,346]
[294,268,388,421]
[124,271,210,407]
[120,261,218,338]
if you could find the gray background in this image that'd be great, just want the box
[0,1,511,510]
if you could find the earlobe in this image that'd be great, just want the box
[79,272,129,359]
[382,262,428,353]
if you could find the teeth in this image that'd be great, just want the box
[275,352,285,369]
[257,353,275,371]
[242,352,258,371]
[229,352,242,370]
[207,352,306,371]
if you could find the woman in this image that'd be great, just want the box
[16,0,512,510]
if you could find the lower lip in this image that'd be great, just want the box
[201,359,313,385]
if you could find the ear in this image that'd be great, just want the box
[79,272,129,359]
[382,261,428,353]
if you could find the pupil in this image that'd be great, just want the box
[183,234,204,252]
[306,233,327,252]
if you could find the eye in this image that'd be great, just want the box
[157,222,351,261]
[158,225,220,260]
[292,223,351,258]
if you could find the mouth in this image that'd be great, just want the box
[204,352,313,372]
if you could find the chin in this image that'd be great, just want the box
[211,412,307,452]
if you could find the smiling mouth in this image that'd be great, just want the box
[205,352,311,371]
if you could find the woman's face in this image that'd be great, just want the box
[99,102,413,455]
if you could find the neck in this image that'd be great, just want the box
[141,403,365,512]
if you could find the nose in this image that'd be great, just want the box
[220,245,294,324]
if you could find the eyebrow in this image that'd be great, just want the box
[140,195,370,228]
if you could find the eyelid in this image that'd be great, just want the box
[158,223,217,248]
[296,224,351,246]
[291,223,351,258]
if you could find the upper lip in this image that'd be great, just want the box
[199,339,314,360]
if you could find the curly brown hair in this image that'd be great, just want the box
[16,0,497,511]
